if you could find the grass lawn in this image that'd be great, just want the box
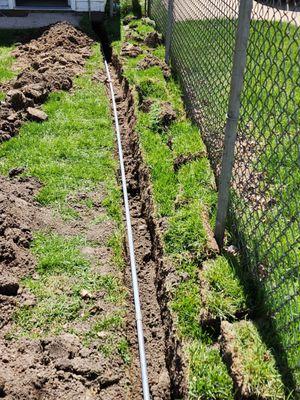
[150,9,299,387]
[0,41,128,361]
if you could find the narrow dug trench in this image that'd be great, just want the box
[101,47,186,399]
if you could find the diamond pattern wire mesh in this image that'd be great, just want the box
[149,0,300,389]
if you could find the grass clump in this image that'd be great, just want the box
[201,257,248,321]
[164,201,207,259]
[189,342,234,400]
[171,276,202,340]
[11,233,127,339]
[32,232,89,275]
[222,321,287,399]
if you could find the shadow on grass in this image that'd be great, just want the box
[225,220,298,397]
[0,28,44,47]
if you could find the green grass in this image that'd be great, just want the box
[150,9,300,386]
[0,45,121,221]
[224,321,287,399]
[2,41,128,359]
[189,342,234,400]
[201,257,248,321]
[11,233,127,344]
[0,33,17,84]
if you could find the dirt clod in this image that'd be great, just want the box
[138,54,171,79]
[8,167,26,178]
[144,31,162,48]
[174,151,206,172]
[139,98,154,113]
[27,107,48,122]
[0,276,19,296]
[121,42,143,58]
[123,15,138,25]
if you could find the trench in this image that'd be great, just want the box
[94,23,186,399]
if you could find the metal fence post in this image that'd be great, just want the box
[214,0,253,247]
[165,0,174,64]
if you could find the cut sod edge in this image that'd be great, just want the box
[105,52,187,398]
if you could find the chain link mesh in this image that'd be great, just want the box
[149,0,300,389]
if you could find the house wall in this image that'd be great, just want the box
[0,0,10,9]
[0,0,107,11]
[73,0,106,12]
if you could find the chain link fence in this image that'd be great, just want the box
[148,0,300,391]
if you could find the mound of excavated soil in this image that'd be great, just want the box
[0,176,41,329]
[0,334,124,400]
[0,22,93,143]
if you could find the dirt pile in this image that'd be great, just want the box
[0,334,124,400]
[0,176,41,329]
[0,22,93,143]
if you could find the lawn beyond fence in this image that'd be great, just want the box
[149,0,300,392]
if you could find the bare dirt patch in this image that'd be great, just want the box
[0,175,129,399]
[0,334,125,400]
[0,175,42,332]
[0,22,93,143]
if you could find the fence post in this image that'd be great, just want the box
[214,0,253,247]
[165,0,174,64]
[109,0,113,17]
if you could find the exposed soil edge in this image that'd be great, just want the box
[109,53,187,398]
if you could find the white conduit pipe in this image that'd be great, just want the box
[104,59,151,400]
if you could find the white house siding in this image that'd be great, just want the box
[73,0,106,12]
[0,0,9,9]
[0,0,106,11]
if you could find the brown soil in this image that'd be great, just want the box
[144,32,162,48]
[0,335,124,400]
[120,43,143,58]
[0,22,93,143]
[0,176,40,329]
[0,173,129,399]
[108,54,186,399]
[138,54,171,79]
